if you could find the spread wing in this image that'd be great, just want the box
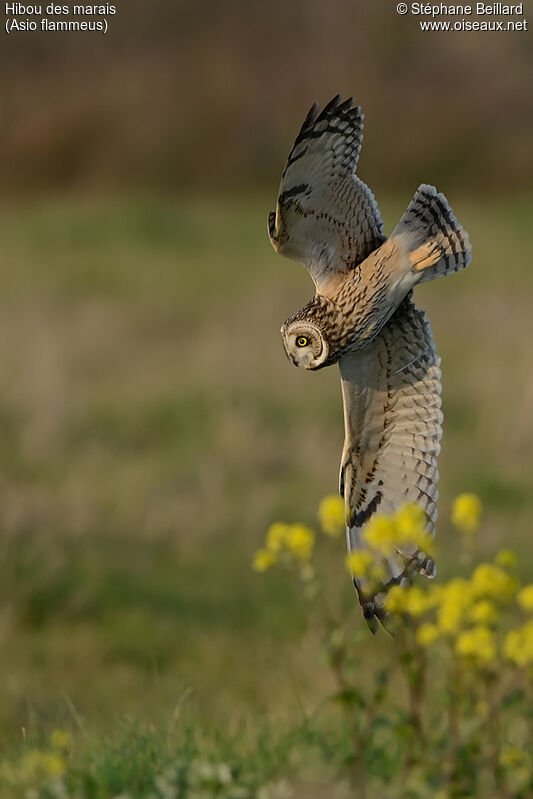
[268,95,386,293]
[338,294,443,630]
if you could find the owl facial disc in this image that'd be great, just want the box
[281,320,329,370]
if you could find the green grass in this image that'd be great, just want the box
[0,718,358,798]
[0,193,531,795]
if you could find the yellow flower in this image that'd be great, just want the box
[395,504,435,558]
[468,600,498,625]
[345,550,375,578]
[286,524,315,561]
[475,700,489,717]
[495,549,517,568]
[318,495,345,538]
[437,578,472,634]
[504,621,533,667]
[451,493,482,533]
[455,626,496,667]
[20,750,66,779]
[503,629,523,666]
[363,515,397,556]
[471,563,518,603]
[404,586,430,617]
[416,622,440,646]
[253,548,277,572]
[384,584,409,614]
[394,503,427,544]
[517,585,533,612]
[50,729,71,752]
[42,753,66,777]
[370,561,386,582]
[499,745,528,769]
[416,532,435,557]
[266,522,291,553]
[257,521,315,569]
[426,584,445,609]
[439,604,462,634]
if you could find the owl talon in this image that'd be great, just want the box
[362,602,379,635]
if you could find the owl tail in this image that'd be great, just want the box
[392,184,472,283]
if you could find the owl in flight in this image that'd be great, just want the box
[268,95,471,630]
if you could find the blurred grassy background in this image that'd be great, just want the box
[0,0,532,758]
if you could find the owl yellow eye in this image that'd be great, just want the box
[296,336,309,348]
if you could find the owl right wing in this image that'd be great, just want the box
[338,294,443,631]
[268,95,386,294]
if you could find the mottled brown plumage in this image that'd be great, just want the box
[269,95,472,629]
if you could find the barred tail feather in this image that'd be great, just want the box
[392,184,472,283]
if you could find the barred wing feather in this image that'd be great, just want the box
[268,95,386,293]
[338,295,443,629]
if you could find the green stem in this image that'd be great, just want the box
[398,626,427,777]
[446,659,461,791]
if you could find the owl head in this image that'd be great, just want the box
[281,296,340,370]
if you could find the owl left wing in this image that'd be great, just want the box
[268,95,386,293]
[338,294,443,631]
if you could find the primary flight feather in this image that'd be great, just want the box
[269,95,472,629]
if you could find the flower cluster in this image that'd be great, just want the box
[254,493,533,675]
[0,728,70,796]
[357,503,433,558]
[253,494,348,579]
[379,501,533,672]
[317,494,345,538]
[343,502,434,598]
[451,492,482,533]
[252,491,533,797]
[504,619,533,667]
[253,522,315,575]
[384,562,530,669]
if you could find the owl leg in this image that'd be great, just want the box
[352,578,394,635]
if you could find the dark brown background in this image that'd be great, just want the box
[1,0,531,197]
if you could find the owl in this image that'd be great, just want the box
[268,95,471,630]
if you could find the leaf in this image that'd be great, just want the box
[373,667,389,704]
[328,689,366,710]
[501,689,525,710]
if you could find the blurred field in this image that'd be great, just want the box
[1,0,532,197]
[0,0,531,792]
[0,190,532,756]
